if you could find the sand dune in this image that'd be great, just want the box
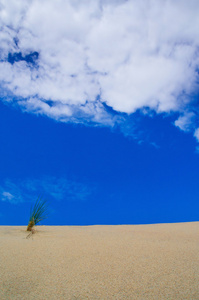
[0,222,198,299]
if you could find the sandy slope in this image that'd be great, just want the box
[0,223,198,299]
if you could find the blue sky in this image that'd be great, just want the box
[0,0,199,225]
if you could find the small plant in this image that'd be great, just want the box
[27,197,48,231]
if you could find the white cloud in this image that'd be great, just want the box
[1,191,15,203]
[0,181,23,204]
[0,0,199,134]
[174,112,195,132]
[194,128,199,142]
[0,177,93,204]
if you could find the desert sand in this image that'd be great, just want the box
[0,222,198,299]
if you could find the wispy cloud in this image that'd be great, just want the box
[0,181,23,204]
[0,177,93,204]
[174,112,196,132]
[2,191,15,203]
[194,128,199,142]
[0,0,199,138]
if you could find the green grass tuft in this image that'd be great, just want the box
[27,197,48,231]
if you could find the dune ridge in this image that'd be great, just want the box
[0,222,198,299]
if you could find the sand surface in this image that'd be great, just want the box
[0,223,198,299]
